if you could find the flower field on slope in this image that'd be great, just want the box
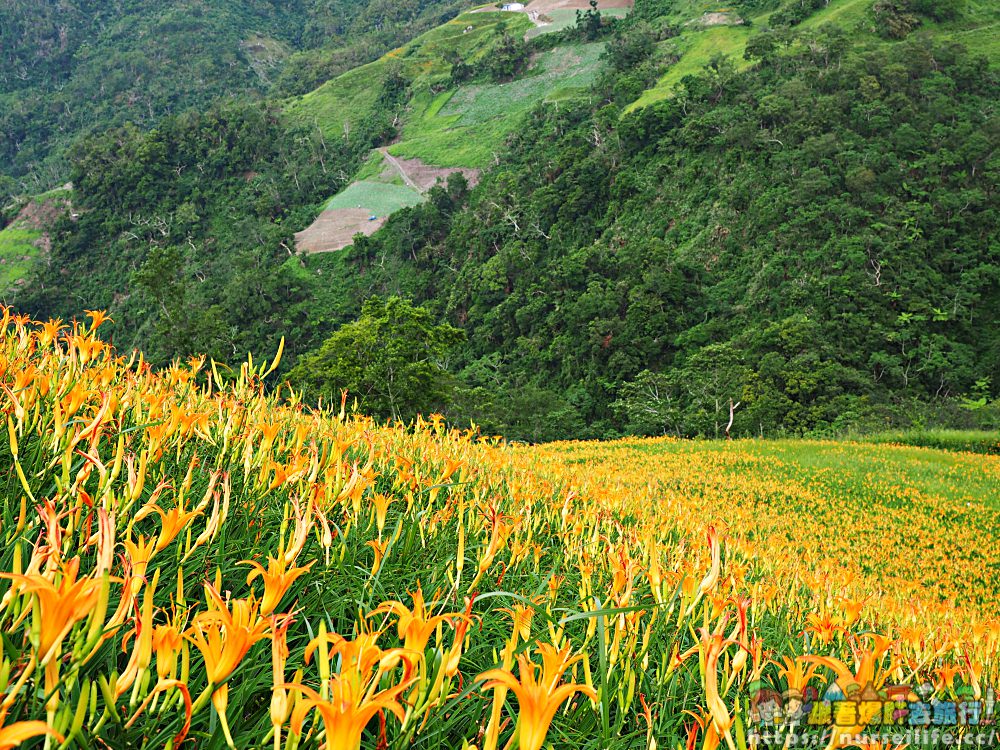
[0,310,997,750]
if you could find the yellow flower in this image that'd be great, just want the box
[1,558,102,667]
[242,556,314,616]
[477,642,597,750]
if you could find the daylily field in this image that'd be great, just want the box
[0,310,997,750]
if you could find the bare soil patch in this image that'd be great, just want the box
[14,190,72,231]
[294,208,386,254]
[382,152,480,192]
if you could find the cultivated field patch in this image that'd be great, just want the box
[391,42,607,166]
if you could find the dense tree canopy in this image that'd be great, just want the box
[333,27,999,438]
[0,0,466,186]
[288,296,465,420]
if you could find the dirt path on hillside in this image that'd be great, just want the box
[378,148,422,193]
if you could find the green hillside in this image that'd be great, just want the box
[287,11,533,141]
[8,0,1000,443]
[0,0,470,185]
[300,0,1000,440]
[287,10,609,169]
[627,0,999,110]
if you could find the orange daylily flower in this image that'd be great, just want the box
[242,556,314,616]
[185,585,270,746]
[372,584,458,656]
[187,585,270,685]
[0,708,63,749]
[477,642,597,750]
[285,626,418,750]
[698,628,737,749]
[804,634,899,750]
[0,558,103,667]
[134,498,202,554]
[84,310,113,331]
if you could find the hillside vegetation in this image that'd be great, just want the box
[6,0,1000,442]
[309,0,999,439]
[0,0,470,189]
[0,310,996,747]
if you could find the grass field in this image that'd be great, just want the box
[325,180,423,215]
[0,311,996,748]
[0,225,42,290]
[392,42,607,167]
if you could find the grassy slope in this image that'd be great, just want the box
[626,0,1000,112]
[326,180,424,215]
[287,9,609,170]
[392,42,608,166]
[627,23,752,112]
[0,226,42,290]
[289,8,612,244]
[0,186,71,291]
[285,11,533,141]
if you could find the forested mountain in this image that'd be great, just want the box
[5,0,999,441]
[0,0,467,190]
[339,31,999,439]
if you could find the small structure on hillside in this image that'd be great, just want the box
[500,3,525,10]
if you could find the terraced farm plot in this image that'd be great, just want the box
[295,152,478,253]
[325,180,423,215]
[294,181,423,253]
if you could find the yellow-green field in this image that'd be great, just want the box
[0,310,997,748]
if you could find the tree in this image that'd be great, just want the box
[288,297,465,421]
[576,0,603,41]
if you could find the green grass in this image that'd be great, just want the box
[0,226,42,290]
[856,429,1000,456]
[392,42,607,167]
[325,180,423,215]
[625,24,752,112]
